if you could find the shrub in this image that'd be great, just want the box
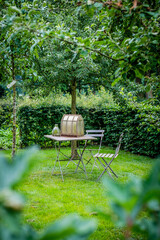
[102,157,160,240]
[0,85,6,98]
[0,104,12,128]
[0,127,20,150]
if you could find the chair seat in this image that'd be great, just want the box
[94,153,118,158]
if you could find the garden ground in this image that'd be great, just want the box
[3,147,154,239]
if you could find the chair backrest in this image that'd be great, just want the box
[114,132,124,157]
[86,130,105,153]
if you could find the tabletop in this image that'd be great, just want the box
[44,135,96,142]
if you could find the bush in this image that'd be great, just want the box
[0,104,12,127]
[0,85,6,98]
[0,127,20,150]
[102,157,160,240]
[16,87,116,109]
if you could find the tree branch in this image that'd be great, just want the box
[103,1,123,8]
[56,37,125,61]
[130,0,138,13]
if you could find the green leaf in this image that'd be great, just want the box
[39,215,96,240]
[112,77,121,87]
[146,85,151,93]
[80,50,88,57]
[0,146,39,190]
[30,39,40,53]
[140,157,160,203]
[111,203,128,226]
[94,3,103,10]
[34,48,39,59]
[0,189,24,210]
[146,11,159,18]
[8,6,22,16]
[147,200,160,211]
[33,0,39,7]
[135,69,143,78]
[152,40,159,44]
[28,10,38,18]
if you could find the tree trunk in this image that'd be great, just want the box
[11,53,16,159]
[71,78,76,114]
[71,78,79,159]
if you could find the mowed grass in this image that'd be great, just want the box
[3,147,154,239]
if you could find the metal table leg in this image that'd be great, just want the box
[75,140,88,178]
[52,141,64,181]
[51,139,90,180]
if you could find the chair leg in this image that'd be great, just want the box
[102,158,118,178]
[90,150,101,172]
[86,158,92,165]
[97,167,114,181]
[90,158,100,174]
[96,157,118,181]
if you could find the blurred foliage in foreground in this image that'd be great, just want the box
[103,157,160,240]
[0,147,96,240]
[0,147,159,240]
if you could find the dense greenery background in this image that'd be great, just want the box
[0,0,159,100]
[0,100,159,157]
[0,1,160,239]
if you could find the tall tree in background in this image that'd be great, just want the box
[30,40,101,157]
[77,0,160,102]
[0,3,34,157]
[32,0,159,103]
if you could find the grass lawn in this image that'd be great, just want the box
[3,146,154,239]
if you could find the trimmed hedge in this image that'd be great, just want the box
[0,103,159,157]
[16,105,160,157]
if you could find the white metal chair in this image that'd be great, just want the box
[85,130,105,167]
[92,132,124,181]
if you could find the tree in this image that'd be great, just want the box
[36,0,159,103]
[39,0,160,104]
[76,0,160,102]
[13,0,110,157]
[0,2,35,157]
[30,34,101,157]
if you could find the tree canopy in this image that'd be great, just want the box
[0,0,159,103]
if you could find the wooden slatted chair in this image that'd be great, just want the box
[92,132,124,181]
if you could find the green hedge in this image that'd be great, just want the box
[17,105,160,157]
[0,103,159,157]
[0,104,12,127]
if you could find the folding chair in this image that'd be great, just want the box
[85,130,105,167]
[93,132,124,181]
